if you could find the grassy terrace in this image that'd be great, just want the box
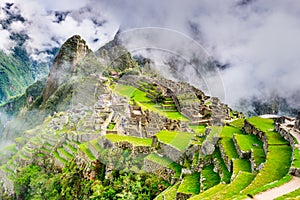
[0,144,17,153]
[154,182,179,200]
[177,172,200,195]
[53,151,67,164]
[155,131,194,152]
[189,184,226,200]
[213,148,231,183]
[105,134,152,147]
[293,148,300,168]
[201,164,220,191]
[232,159,251,178]
[58,147,73,160]
[242,145,292,196]
[78,142,96,161]
[114,84,188,121]
[65,143,77,154]
[189,125,206,134]
[212,172,256,200]
[89,139,103,153]
[247,117,274,132]
[229,119,245,130]
[145,153,182,177]
[219,127,240,161]
[234,134,266,166]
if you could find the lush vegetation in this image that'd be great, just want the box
[212,172,255,200]
[234,134,266,166]
[242,145,292,196]
[201,164,220,191]
[145,153,182,177]
[13,161,169,200]
[189,125,206,134]
[114,84,188,121]
[155,131,194,152]
[189,184,226,200]
[177,172,200,195]
[154,182,179,200]
[293,148,300,168]
[247,117,274,132]
[229,119,245,130]
[213,148,231,183]
[105,134,152,146]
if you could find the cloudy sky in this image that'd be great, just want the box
[0,0,300,109]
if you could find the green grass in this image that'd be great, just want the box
[213,148,232,183]
[229,119,245,130]
[58,147,73,160]
[90,139,103,153]
[114,84,188,121]
[37,153,45,157]
[220,138,239,161]
[220,126,243,138]
[107,123,116,130]
[0,144,17,152]
[40,147,50,153]
[202,164,220,191]
[212,171,256,200]
[247,117,274,132]
[275,186,300,200]
[234,134,266,166]
[78,143,96,161]
[155,131,194,152]
[242,145,292,196]
[232,159,252,178]
[154,182,180,200]
[65,143,77,154]
[105,134,152,146]
[189,125,206,134]
[145,153,182,177]
[293,148,300,168]
[250,174,292,199]
[177,172,200,195]
[189,184,227,200]
[266,131,290,145]
[53,151,67,164]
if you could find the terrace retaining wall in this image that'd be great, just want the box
[143,159,176,181]
[243,120,268,155]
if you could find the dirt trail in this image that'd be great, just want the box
[246,119,300,200]
[250,176,300,200]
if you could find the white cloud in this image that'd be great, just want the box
[0,28,15,53]
[1,0,300,110]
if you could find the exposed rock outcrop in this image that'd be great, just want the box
[295,111,300,130]
[43,35,91,102]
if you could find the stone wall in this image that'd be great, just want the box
[159,141,184,164]
[243,120,268,155]
[295,111,300,130]
[218,142,232,172]
[0,169,14,196]
[232,135,251,159]
[143,159,176,181]
[176,192,192,200]
[289,167,300,177]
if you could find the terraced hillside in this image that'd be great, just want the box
[0,35,299,199]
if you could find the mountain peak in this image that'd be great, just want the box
[42,35,91,102]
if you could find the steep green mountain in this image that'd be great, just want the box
[0,35,298,200]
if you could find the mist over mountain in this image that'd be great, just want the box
[0,0,299,113]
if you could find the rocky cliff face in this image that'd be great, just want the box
[295,111,300,130]
[43,35,91,102]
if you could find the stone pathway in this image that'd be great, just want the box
[246,119,300,200]
[250,176,300,200]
